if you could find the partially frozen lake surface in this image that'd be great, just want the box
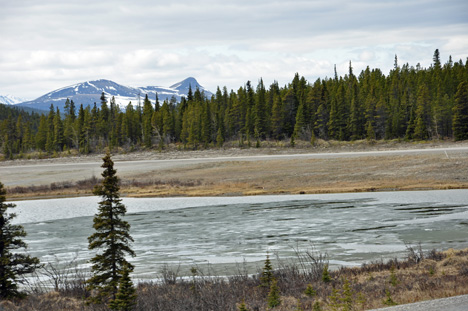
[13,190,468,280]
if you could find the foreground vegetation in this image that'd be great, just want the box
[0,247,466,310]
[1,50,468,160]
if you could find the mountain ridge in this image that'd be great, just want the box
[0,94,25,105]
[15,77,212,111]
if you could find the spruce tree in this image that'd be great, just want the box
[453,81,468,141]
[267,278,281,308]
[413,84,432,140]
[0,181,41,299]
[87,153,135,305]
[109,262,137,311]
[238,300,249,311]
[142,94,154,148]
[260,254,274,288]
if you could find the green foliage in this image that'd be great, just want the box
[290,134,295,147]
[295,299,304,311]
[260,254,274,288]
[326,277,363,311]
[340,278,354,311]
[0,182,41,299]
[190,266,198,295]
[142,94,154,148]
[328,287,341,311]
[322,264,331,283]
[87,153,135,304]
[304,284,316,297]
[267,278,281,309]
[312,301,322,311]
[238,299,249,311]
[453,81,468,141]
[109,262,137,311]
[383,289,397,306]
[389,265,399,287]
[2,52,468,158]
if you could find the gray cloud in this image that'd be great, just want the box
[0,0,467,99]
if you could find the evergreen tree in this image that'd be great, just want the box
[53,107,64,151]
[267,278,281,308]
[260,254,274,288]
[216,112,225,147]
[87,153,135,305]
[109,262,137,311]
[63,99,77,149]
[45,104,55,152]
[238,300,249,311]
[322,264,331,283]
[201,101,212,147]
[161,101,175,143]
[293,101,306,140]
[413,84,432,140]
[433,49,441,71]
[142,94,154,148]
[35,115,48,151]
[315,103,329,139]
[0,182,40,299]
[453,81,468,140]
[99,92,110,141]
[270,93,284,140]
[80,109,91,154]
[254,78,267,139]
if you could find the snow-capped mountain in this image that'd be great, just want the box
[16,77,213,111]
[0,94,25,105]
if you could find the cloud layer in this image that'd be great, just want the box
[1,0,467,99]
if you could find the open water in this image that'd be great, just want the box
[13,190,468,280]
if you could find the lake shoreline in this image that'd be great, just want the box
[7,183,468,202]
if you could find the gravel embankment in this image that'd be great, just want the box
[369,294,468,311]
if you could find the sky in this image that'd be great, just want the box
[1,0,467,100]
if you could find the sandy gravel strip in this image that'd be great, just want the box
[368,294,468,311]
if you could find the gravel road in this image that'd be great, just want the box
[369,294,468,311]
[2,146,468,187]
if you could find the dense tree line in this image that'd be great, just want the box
[1,50,468,158]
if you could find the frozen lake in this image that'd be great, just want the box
[13,190,468,280]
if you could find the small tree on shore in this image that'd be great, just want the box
[267,278,281,308]
[260,254,274,288]
[109,262,137,311]
[0,181,41,299]
[87,153,135,305]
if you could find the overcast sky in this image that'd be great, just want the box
[1,0,467,100]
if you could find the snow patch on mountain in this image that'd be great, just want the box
[16,78,213,111]
[0,94,25,105]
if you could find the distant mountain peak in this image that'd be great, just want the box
[169,77,204,92]
[15,77,213,111]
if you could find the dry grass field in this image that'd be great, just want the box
[4,140,468,200]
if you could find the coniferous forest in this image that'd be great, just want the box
[1,50,468,159]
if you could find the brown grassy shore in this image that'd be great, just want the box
[3,139,468,200]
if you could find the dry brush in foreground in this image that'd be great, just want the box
[1,247,468,310]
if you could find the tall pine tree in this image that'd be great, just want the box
[87,153,135,305]
[453,81,468,140]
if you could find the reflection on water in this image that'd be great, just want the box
[14,190,468,279]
